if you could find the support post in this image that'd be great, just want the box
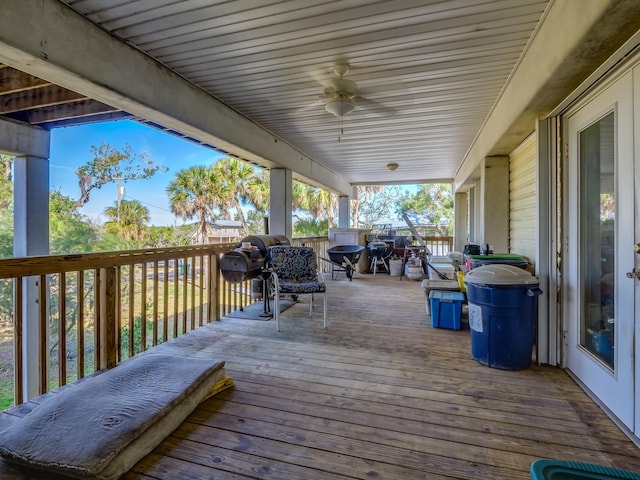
[453,191,469,252]
[13,155,49,400]
[480,156,510,253]
[269,168,293,239]
[536,117,558,365]
[338,195,350,228]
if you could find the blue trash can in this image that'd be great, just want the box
[464,264,542,370]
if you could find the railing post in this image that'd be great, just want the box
[17,276,44,401]
[209,255,218,322]
[99,267,118,369]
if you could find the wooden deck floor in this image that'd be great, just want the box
[119,271,640,480]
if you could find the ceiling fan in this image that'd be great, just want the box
[321,63,358,118]
[313,63,396,119]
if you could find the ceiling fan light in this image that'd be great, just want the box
[325,99,355,117]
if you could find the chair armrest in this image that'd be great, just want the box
[269,271,280,291]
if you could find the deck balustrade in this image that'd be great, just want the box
[0,234,450,407]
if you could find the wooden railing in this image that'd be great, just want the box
[0,234,456,407]
[0,237,330,407]
[0,244,222,405]
[420,236,454,256]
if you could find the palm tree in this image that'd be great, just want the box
[292,182,337,232]
[166,165,217,243]
[246,169,270,214]
[104,199,150,247]
[211,158,258,232]
[311,188,337,228]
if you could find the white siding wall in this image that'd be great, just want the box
[509,134,537,265]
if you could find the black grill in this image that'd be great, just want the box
[219,234,290,283]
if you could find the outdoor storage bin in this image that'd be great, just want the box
[530,459,640,480]
[464,264,542,370]
[465,253,528,271]
[429,290,465,330]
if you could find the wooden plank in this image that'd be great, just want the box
[0,244,233,278]
[77,271,85,379]
[126,452,249,480]
[58,272,67,386]
[13,279,23,405]
[171,424,458,480]
[152,261,158,346]
[128,265,135,358]
[141,262,147,351]
[38,274,47,395]
[4,273,640,479]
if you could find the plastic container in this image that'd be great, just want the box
[530,459,640,480]
[464,264,542,370]
[389,259,402,276]
[429,255,453,264]
[427,263,456,280]
[421,279,460,316]
[429,290,465,330]
[465,253,528,270]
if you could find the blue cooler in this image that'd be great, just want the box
[429,290,465,330]
[464,264,542,370]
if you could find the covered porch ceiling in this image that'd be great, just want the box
[0,1,638,193]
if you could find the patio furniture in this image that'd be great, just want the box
[267,246,327,331]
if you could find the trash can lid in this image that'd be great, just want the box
[465,253,524,260]
[463,264,538,285]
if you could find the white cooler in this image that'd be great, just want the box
[427,254,456,280]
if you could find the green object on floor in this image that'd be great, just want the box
[530,459,640,480]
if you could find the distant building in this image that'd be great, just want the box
[191,220,243,244]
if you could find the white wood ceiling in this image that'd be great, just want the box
[62,0,550,185]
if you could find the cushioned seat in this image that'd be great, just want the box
[0,353,227,480]
[268,245,328,331]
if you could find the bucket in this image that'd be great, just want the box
[405,264,423,280]
[389,259,402,276]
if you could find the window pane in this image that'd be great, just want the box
[579,111,615,368]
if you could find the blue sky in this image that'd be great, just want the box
[50,120,422,227]
[50,120,224,226]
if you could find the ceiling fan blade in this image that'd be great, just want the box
[309,70,332,89]
[353,96,397,116]
[293,98,326,115]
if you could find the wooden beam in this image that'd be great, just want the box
[5,98,120,125]
[0,66,51,94]
[40,111,131,129]
[0,0,353,195]
[0,84,86,114]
